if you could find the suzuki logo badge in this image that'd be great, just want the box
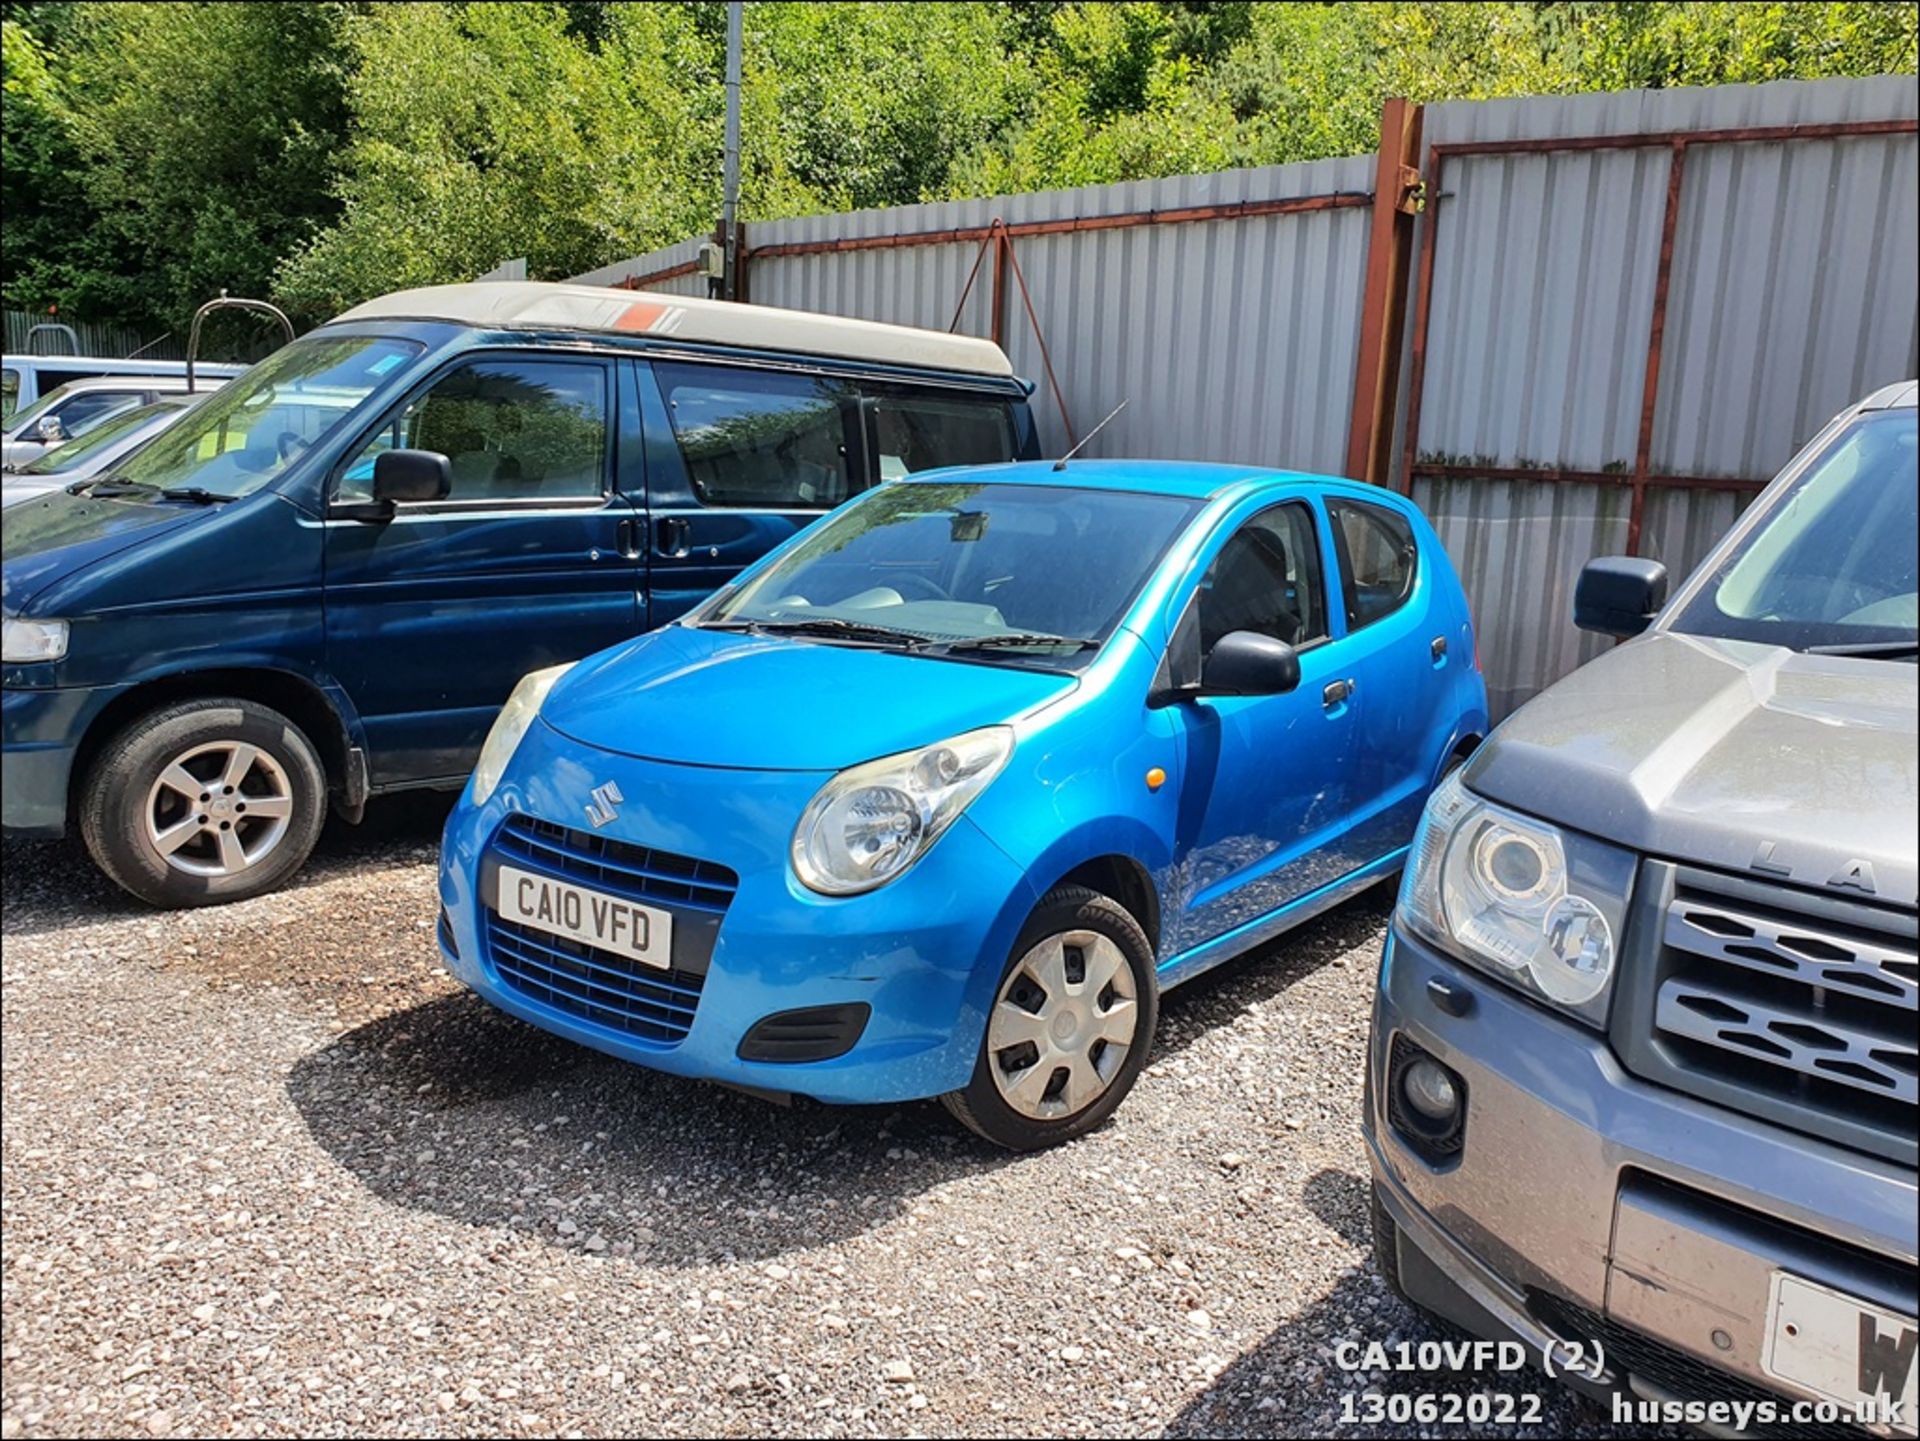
[584,781,624,829]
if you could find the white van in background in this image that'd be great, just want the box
[1,354,246,426]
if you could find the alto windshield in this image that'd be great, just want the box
[109,334,423,498]
[1670,408,1918,656]
[699,479,1201,665]
[17,399,183,475]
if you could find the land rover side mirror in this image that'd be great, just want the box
[1575,555,1669,637]
[371,449,452,508]
[1200,630,1302,697]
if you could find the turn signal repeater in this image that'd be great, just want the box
[1145,766,1167,792]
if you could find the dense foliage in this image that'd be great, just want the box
[4,1,1914,337]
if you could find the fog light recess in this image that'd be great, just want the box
[1387,1035,1467,1164]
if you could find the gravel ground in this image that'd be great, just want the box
[2,800,1622,1439]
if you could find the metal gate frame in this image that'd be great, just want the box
[1398,116,1919,553]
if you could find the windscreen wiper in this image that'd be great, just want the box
[157,486,236,504]
[1803,639,1920,659]
[735,616,935,648]
[70,478,157,498]
[942,632,1099,654]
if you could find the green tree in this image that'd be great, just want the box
[1,16,104,315]
[57,1,351,334]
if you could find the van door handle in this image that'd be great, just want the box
[656,516,690,556]
[1323,679,1351,709]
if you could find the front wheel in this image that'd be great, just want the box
[80,697,328,908]
[942,885,1159,1150]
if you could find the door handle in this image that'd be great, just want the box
[656,516,690,557]
[1431,636,1448,661]
[616,518,645,560]
[1322,679,1351,709]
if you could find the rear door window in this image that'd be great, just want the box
[654,362,853,510]
[864,389,1018,481]
[1327,498,1418,629]
[339,358,609,504]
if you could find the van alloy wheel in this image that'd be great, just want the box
[987,928,1140,1119]
[143,740,295,877]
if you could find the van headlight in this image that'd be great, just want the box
[1395,769,1636,1027]
[2,617,69,663]
[792,726,1013,896]
[470,663,574,806]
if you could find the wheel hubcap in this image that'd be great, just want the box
[987,929,1138,1120]
[143,741,294,877]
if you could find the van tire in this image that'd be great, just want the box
[80,697,327,908]
[941,885,1158,1151]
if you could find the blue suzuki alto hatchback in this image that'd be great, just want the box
[439,460,1488,1148]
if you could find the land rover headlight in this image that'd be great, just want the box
[792,726,1013,896]
[2,617,69,664]
[470,663,574,806]
[1396,769,1635,1027]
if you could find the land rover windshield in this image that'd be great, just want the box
[99,334,423,500]
[1669,407,1918,658]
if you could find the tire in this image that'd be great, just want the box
[942,885,1159,1151]
[80,697,328,908]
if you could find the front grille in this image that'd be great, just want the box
[482,814,739,1049]
[1528,1292,1868,1441]
[1645,874,1916,1156]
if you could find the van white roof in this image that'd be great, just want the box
[1,355,246,376]
[330,282,1016,380]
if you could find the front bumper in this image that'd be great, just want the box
[2,682,124,837]
[1366,924,1918,1431]
[438,717,1041,1106]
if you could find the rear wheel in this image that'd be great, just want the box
[80,697,327,907]
[942,885,1158,1150]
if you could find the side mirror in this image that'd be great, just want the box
[1574,555,1668,637]
[1200,630,1302,697]
[372,449,452,506]
[34,416,65,443]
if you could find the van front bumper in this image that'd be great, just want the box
[438,719,1043,1107]
[1,683,122,838]
[1365,925,1918,1433]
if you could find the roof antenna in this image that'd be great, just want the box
[1053,399,1127,470]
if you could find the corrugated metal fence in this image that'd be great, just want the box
[580,76,1918,714]
[4,309,179,360]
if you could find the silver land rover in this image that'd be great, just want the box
[1366,382,1917,1433]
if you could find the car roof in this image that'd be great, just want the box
[896,457,1360,501]
[39,375,225,395]
[330,282,1016,380]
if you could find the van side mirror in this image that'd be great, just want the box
[1200,631,1302,697]
[1575,556,1668,637]
[372,449,452,507]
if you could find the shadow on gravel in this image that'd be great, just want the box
[1302,1167,1372,1250]
[286,989,1017,1265]
[0,791,456,939]
[1163,1265,1612,1439]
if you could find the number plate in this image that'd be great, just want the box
[495,865,674,971]
[1763,1272,1918,1422]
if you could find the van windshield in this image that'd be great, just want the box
[107,334,423,499]
[696,479,1200,667]
[1670,408,1918,657]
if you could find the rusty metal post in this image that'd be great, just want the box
[1397,144,1444,496]
[990,228,1010,350]
[1346,98,1424,485]
[1629,140,1688,556]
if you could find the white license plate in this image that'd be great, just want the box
[1763,1272,1918,1424]
[495,865,674,971]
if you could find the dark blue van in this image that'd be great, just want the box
[1,283,1037,906]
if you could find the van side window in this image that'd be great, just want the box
[1328,498,1418,629]
[1197,503,1327,651]
[656,362,850,510]
[339,359,607,504]
[865,390,1016,481]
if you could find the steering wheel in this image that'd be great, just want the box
[885,573,952,603]
[275,431,309,465]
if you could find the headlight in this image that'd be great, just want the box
[1395,769,1636,1027]
[792,726,1013,896]
[2,617,69,663]
[470,663,574,806]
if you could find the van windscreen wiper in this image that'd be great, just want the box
[69,478,156,498]
[1802,639,1919,659]
[157,486,236,504]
